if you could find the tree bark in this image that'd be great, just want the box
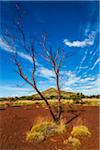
[56,73,62,121]
[34,87,56,121]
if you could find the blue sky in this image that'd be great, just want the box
[0,1,99,97]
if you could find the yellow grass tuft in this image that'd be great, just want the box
[65,136,81,150]
[71,125,91,138]
[56,120,66,134]
[26,118,66,143]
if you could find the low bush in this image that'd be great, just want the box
[64,125,91,150]
[71,125,91,138]
[84,100,100,106]
[26,120,66,143]
[50,95,55,99]
[64,136,81,150]
[26,131,45,142]
[62,100,73,105]
[0,103,7,107]
[11,101,34,107]
[56,120,66,134]
[0,102,8,110]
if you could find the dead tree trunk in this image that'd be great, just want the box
[3,5,64,123]
[56,74,62,121]
[34,87,56,121]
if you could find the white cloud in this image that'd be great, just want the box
[0,85,34,97]
[64,31,95,48]
[77,75,100,95]
[64,39,93,48]
[38,66,55,80]
[79,77,95,83]
[0,36,99,96]
[17,51,33,63]
[0,38,13,52]
[92,48,99,57]
[76,49,89,73]
[0,85,31,91]
[79,66,88,69]
[62,87,74,92]
[66,75,80,86]
[61,70,100,95]
[61,71,80,86]
[90,57,100,70]
[0,37,33,63]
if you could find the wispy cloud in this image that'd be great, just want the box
[0,34,99,96]
[62,72,100,95]
[37,66,100,95]
[79,77,95,83]
[63,71,80,86]
[0,85,34,97]
[76,49,89,74]
[82,56,100,76]
[75,75,100,95]
[64,31,96,48]
[37,66,55,81]
[90,57,100,70]
[0,37,33,63]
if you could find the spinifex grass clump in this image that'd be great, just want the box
[11,100,34,107]
[26,120,66,143]
[64,125,91,150]
[71,125,91,138]
[64,136,81,150]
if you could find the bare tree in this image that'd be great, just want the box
[2,4,65,123]
[40,33,64,121]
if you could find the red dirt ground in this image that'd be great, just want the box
[0,104,99,150]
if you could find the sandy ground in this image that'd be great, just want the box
[0,104,99,150]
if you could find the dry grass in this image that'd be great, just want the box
[10,100,34,106]
[64,136,81,150]
[71,125,91,138]
[26,118,66,143]
[0,98,100,108]
[64,125,91,150]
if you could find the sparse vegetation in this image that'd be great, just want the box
[70,93,82,104]
[64,125,91,150]
[83,99,100,106]
[71,125,91,138]
[26,120,66,143]
[26,131,45,143]
[10,100,34,107]
[0,102,7,107]
[64,136,81,150]
[56,120,66,134]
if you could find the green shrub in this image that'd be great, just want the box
[50,95,55,99]
[70,93,83,104]
[71,125,91,138]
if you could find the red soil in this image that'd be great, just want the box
[0,104,99,150]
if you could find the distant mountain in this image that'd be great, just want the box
[32,88,76,100]
[0,87,99,101]
[0,88,77,101]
